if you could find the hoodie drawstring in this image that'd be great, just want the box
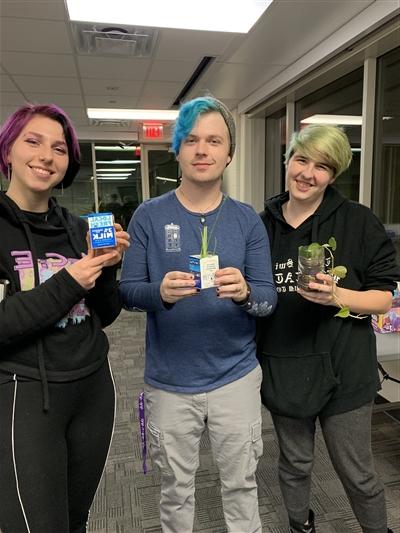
[21,220,50,412]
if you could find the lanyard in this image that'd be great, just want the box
[138,391,147,474]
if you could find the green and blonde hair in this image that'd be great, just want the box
[285,124,352,178]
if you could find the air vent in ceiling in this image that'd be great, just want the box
[90,119,131,128]
[71,22,158,57]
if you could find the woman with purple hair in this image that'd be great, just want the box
[0,104,130,532]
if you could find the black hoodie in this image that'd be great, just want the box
[0,192,121,407]
[257,186,399,418]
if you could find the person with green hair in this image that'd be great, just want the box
[257,124,399,533]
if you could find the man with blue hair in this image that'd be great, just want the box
[120,96,277,533]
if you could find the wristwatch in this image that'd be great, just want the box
[233,283,251,307]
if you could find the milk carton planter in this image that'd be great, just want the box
[189,254,219,289]
[189,226,219,290]
[87,212,117,249]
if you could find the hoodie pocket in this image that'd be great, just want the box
[260,351,340,418]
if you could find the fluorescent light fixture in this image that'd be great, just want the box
[92,176,129,180]
[96,173,131,177]
[95,168,136,172]
[351,148,361,153]
[301,115,362,126]
[156,176,178,182]
[88,108,179,121]
[95,146,137,151]
[96,160,140,164]
[66,0,273,33]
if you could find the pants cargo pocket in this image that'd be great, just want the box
[248,418,263,474]
[146,421,172,475]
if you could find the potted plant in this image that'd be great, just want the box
[298,237,363,319]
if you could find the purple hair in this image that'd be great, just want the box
[0,103,80,188]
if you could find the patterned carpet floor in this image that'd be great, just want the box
[88,310,400,533]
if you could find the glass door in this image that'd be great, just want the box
[141,144,179,199]
[93,142,142,229]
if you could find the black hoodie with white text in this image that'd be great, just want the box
[257,185,399,418]
[0,192,121,386]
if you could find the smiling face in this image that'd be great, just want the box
[7,114,69,207]
[285,151,335,209]
[177,111,231,186]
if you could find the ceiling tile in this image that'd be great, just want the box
[85,95,140,108]
[1,105,25,122]
[77,56,151,80]
[1,52,78,77]
[81,78,143,96]
[0,0,67,20]
[0,74,19,92]
[136,97,176,109]
[13,75,81,94]
[148,60,198,82]
[155,28,234,61]
[26,93,84,107]
[1,18,72,54]
[142,81,182,98]
[0,92,27,106]
[199,62,286,100]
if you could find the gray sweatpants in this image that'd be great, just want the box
[145,366,263,533]
[272,402,388,533]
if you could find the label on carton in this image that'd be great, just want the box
[87,212,117,249]
[189,254,219,289]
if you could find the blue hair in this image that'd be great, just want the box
[172,97,220,155]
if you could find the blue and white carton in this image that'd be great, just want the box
[189,254,219,289]
[87,212,117,249]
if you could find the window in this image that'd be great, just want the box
[54,142,94,217]
[92,142,142,229]
[265,108,286,197]
[296,68,363,201]
[372,46,400,263]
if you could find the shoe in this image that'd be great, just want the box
[289,510,315,533]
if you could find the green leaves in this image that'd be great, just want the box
[299,242,323,259]
[200,226,208,258]
[334,307,350,318]
[330,265,347,279]
[328,237,337,251]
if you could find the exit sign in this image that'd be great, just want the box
[143,123,163,139]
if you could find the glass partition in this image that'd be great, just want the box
[54,142,94,216]
[147,147,179,198]
[265,108,286,197]
[372,46,400,264]
[295,68,363,201]
[93,142,142,229]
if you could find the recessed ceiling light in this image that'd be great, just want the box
[96,160,140,164]
[156,176,178,182]
[95,145,137,151]
[301,114,362,126]
[88,108,179,121]
[95,168,136,172]
[93,175,130,179]
[66,0,273,33]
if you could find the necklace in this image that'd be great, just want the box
[177,187,222,224]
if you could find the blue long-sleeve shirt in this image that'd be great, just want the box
[120,191,277,393]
